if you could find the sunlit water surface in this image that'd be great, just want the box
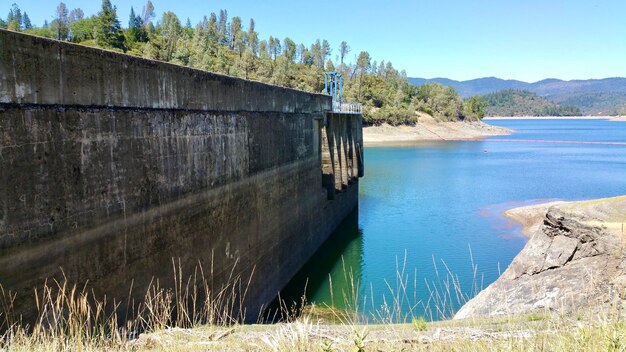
[278,119,626,321]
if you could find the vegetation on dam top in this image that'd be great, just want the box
[2,1,487,126]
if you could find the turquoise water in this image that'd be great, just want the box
[280,119,626,321]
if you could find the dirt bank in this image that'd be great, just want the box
[363,119,511,145]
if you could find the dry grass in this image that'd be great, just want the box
[0,258,251,351]
[1,254,624,351]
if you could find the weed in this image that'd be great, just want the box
[412,316,427,331]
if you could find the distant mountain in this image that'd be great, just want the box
[482,90,582,117]
[408,77,626,115]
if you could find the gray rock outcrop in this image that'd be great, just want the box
[455,205,626,319]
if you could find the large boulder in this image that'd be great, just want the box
[455,204,626,320]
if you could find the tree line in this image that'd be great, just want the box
[482,89,582,117]
[1,1,487,125]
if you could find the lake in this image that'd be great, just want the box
[277,119,626,322]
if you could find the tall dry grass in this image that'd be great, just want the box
[0,258,251,351]
[0,252,624,351]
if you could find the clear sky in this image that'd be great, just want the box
[8,0,626,82]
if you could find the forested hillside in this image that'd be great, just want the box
[1,1,486,125]
[409,77,626,115]
[482,90,582,117]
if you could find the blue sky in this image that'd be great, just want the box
[8,0,626,82]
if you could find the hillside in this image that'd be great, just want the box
[482,90,582,117]
[2,3,480,127]
[408,77,626,115]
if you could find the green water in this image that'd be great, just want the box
[280,119,626,321]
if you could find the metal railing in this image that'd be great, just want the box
[332,101,363,114]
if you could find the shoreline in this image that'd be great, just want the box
[502,196,626,238]
[485,115,626,121]
[456,195,626,320]
[363,121,512,145]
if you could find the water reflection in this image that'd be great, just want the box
[268,208,363,314]
[285,119,626,322]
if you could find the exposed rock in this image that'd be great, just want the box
[455,197,626,319]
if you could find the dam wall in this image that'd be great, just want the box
[0,30,363,319]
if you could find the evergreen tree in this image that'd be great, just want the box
[311,40,322,68]
[54,2,70,40]
[339,41,350,70]
[129,7,137,29]
[95,0,126,51]
[70,15,97,43]
[282,37,296,62]
[69,8,84,23]
[259,40,269,59]
[159,11,182,61]
[141,0,155,28]
[234,30,246,57]
[297,44,307,64]
[300,44,312,66]
[268,36,282,60]
[229,16,241,49]
[356,51,371,100]
[321,39,331,66]
[22,12,32,29]
[7,3,22,31]
[247,18,259,55]
[217,9,228,45]
[463,96,488,120]
[127,7,145,43]
[326,59,335,72]
[271,55,291,87]
[234,48,256,79]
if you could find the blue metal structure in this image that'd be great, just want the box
[324,72,343,106]
[324,72,362,114]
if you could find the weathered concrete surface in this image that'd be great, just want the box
[0,30,363,320]
[455,196,626,319]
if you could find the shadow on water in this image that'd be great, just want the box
[263,208,363,321]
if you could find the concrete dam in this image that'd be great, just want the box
[0,30,363,320]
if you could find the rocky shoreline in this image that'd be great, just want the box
[363,120,511,144]
[456,196,626,320]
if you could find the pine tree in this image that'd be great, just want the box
[247,18,259,55]
[95,0,126,51]
[356,51,371,100]
[141,0,155,28]
[339,41,350,70]
[229,16,241,49]
[69,8,84,23]
[22,12,32,29]
[217,9,229,45]
[321,40,331,66]
[282,37,296,62]
[127,7,144,44]
[235,48,256,79]
[159,12,183,61]
[7,3,22,31]
[268,36,281,60]
[54,2,70,40]
[129,7,137,29]
[311,40,322,68]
